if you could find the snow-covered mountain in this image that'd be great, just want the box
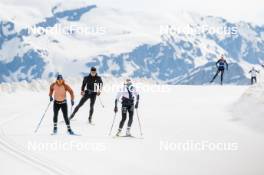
[1,0,264,84]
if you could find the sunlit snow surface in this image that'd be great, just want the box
[1,79,264,175]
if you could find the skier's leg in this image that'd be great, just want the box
[127,105,134,128]
[119,106,128,129]
[251,77,253,85]
[88,95,96,122]
[220,70,224,85]
[53,102,60,133]
[116,106,127,136]
[70,95,89,119]
[255,77,257,84]
[126,105,134,136]
[61,103,72,132]
[210,70,220,83]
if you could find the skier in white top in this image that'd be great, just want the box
[114,78,139,137]
[249,67,260,85]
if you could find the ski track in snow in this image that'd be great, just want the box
[1,84,264,175]
[0,114,73,175]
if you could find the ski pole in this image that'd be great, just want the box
[136,109,143,136]
[98,96,105,108]
[108,113,117,136]
[34,101,51,133]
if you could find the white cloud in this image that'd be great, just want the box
[91,0,264,25]
[0,0,263,24]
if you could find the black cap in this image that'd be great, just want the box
[91,67,96,71]
[57,74,63,80]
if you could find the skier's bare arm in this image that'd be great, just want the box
[65,84,75,100]
[49,83,55,97]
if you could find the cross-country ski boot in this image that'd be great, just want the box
[68,129,75,135]
[52,128,57,135]
[126,127,131,137]
[116,128,122,137]
[52,123,58,135]
[67,125,75,135]
[88,117,95,125]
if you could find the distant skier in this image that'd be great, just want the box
[49,74,75,135]
[210,55,228,85]
[69,67,103,124]
[249,67,260,85]
[114,78,139,137]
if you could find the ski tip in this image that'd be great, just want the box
[68,132,81,136]
[112,135,144,139]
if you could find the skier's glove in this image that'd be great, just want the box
[71,100,74,106]
[114,106,118,113]
[135,101,139,109]
[50,96,53,102]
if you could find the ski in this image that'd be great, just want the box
[68,130,81,136]
[68,133,81,136]
[113,135,143,139]
[50,131,81,136]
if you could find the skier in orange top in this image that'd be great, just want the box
[49,74,75,135]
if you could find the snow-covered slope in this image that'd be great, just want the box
[2,82,264,175]
[231,81,264,132]
[0,0,264,84]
